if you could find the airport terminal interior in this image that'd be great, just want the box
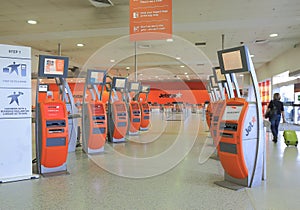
[1,0,300,209]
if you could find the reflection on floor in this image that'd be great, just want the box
[1,112,300,209]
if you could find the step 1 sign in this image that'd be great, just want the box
[0,44,36,183]
[130,0,172,41]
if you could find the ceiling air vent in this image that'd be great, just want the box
[289,69,300,77]
[254,39,268,44]
[138,44,151,49]
[195,42,206,46]
[89,0,113,7]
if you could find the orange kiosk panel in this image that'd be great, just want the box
[38,99,69,172]
[112,101,128,141]
[129,101,141,134]
[217,98,252,179]
[140,102,150,130]
[85,101,107,151]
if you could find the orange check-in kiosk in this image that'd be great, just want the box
[35,55,70,175]
[111,101,128,141]
[82,70,107,153]
[140,103,150,130]
[38,99,69,174]
[107,77,129,143]
[218,98,258,181]
[127,82,142,135]
[84,102,106,152]
[128,102,141,134]
[139,85,151,131]
[214,46,264,189]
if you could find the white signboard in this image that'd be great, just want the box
[0,44,35,182]
[0,88,31,119]
[0,119,32,179]
[222,105,243,121]
[0,45,31,88]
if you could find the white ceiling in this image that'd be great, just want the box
[0,0,300,81]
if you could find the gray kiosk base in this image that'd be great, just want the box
[42,170,70,178]
[214,180,245,191]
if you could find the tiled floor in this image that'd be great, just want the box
[1,112,300,209]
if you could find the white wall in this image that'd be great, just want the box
[256,45,300,81]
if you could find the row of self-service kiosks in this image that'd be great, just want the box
[127,82,151,134]
[106,76,151,143]
[81,70,151,153]
[205,45,265,189]
[35,61,151,175]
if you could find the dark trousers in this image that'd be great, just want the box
[270,114,281,138]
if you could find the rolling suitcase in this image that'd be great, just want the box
[283,130,298,146]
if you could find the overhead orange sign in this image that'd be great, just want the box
[130,0,172,41]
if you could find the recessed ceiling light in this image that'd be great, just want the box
[76,43,84,47]
[184,72,188,75]
[126,67,130,70]
[110,59,115,63]
[27,20,37,24]
[176,57,181,60]
[269,33,278,38]
[166,38,173,42]
[180,65,185,68]
[250,54,254,57]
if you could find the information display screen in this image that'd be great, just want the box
[222,51,243,70]
[130,82,140,91]
[92,104,104,114]
[142,104,149,109]
[38,55,69,78]
[218,46,250,74]
[222,105,243,121]
[38,84,48,92]
[87,70,106,85]
[213,67,226,83]
[115,103,126,112]
[113,77,127,89]
[131,103,139,109]
[209,75,218,88]
[141,85,150,93]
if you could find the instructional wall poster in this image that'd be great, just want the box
[130,0,172,41]
[0,44,33,182]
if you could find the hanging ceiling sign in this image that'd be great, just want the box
[130,0,172,41]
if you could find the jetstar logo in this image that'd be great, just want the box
[245,116,256,136]
[159,92,182,98]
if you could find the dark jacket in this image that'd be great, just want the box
[268,100,284,115]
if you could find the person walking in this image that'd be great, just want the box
[267,93,286,143]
